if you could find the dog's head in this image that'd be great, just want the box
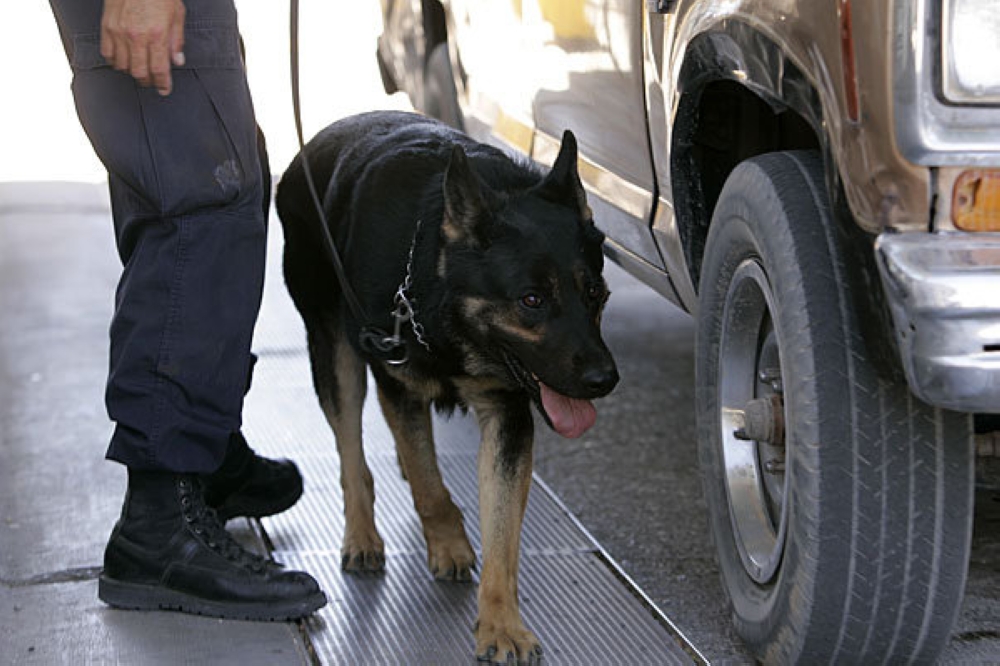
[439,131,619,438]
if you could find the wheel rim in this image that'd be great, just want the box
[718,258,788,584]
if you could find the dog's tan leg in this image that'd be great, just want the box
[469,393,542,665]
[320,337,384,572]
[376,378,475,581]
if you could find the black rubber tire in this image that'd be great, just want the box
[422,43,464,131]
[376,44,399,96]
[695,151,974,663]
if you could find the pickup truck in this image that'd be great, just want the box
[376,1,1000,662]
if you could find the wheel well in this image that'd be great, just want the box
[421,0,448,62]
[672,80,820,287]
[672,79,905,381]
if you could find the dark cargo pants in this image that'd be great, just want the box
[50,0,268,473]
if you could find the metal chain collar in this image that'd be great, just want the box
[385,221,431,364]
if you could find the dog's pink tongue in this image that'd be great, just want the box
[540,382,596,439]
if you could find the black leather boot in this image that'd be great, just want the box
[203,432,304,521]
[99,470,326,621]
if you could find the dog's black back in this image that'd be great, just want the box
[279,113,530,366]
[277,110,616,424]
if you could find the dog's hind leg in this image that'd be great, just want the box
[466,389,542,665]
[307,322,385,572]
[374,373,475,582]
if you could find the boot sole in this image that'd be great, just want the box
[98,575,327,622]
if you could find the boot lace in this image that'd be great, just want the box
[177,476,272,573]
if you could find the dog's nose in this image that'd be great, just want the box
[581,363,619,396]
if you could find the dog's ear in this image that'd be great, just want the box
[442,145,489,244]
[537,130,592,222]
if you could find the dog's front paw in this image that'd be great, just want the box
[421,507,475,582]
[474,618,542,665]
[340,534,385,573]
[428,536,475,582]
[429,543,476,583]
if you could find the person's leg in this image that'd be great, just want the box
[56,0,261,471]
[50,0,324,619]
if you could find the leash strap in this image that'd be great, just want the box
[288,0,367,323]
[289,0,407,361]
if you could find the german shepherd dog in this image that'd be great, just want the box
[276,111,618,664]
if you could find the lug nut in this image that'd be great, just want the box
[732,395,785,445]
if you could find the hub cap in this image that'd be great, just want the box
[718,259,788,584]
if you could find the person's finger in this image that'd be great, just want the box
[108,18,131,73]
[149,40,172,96]
[100,0,119,64]
[114,33,133,72]
[128,38,151,88]
[101,10,129,71]
[100,26,115,64]
[170,2,186,67]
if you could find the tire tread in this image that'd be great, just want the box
[696,150,973,664]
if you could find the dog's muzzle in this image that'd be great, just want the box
[501,352,600,439]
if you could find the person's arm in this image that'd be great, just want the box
[100,0,186,96]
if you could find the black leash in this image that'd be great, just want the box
[288,0,409,363]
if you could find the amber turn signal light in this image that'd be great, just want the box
[953,170,1000,231]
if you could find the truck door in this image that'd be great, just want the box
[452,0,663,270]
[525,0,663,269]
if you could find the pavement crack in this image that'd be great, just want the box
[954,630,1000,644]
[2,565,102,588]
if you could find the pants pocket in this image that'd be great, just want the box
[69,23,259,218]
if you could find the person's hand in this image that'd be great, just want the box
[100,0,186,96]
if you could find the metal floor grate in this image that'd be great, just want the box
[240,229,701,665]
[243,351,699,664]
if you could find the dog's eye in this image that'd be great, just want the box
[520,293,544,309]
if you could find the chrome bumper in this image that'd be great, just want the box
[875,233,1000,413]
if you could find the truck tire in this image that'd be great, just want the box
[376,44,399,96]
[695,150,974,663]
[422,43,464,131]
